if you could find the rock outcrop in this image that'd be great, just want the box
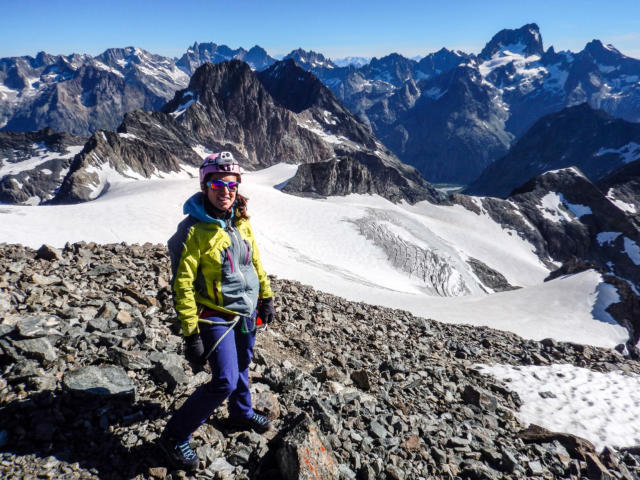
[0,128,86,204]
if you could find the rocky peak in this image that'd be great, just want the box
[168,60,261,111]
[479,23,544,59]
[95,47,139,66]
[243,45,276,70]
[256,59,333,113]
[33,51,56,68]
[416,48,469,77]
[365,53,416,83]
[284,48,336,69]
[583,39,623,60]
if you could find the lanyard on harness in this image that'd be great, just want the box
[197,313,265,361]
[198,316,239,361]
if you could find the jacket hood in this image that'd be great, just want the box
[183,192,231,227]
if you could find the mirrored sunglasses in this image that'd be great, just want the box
[206,179,239,192]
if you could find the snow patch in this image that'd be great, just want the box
[597,231,622,245]
[118,133,139,141]
[538,192,574,223]
[596,142,640,164]
[477,363,640,450]
[623,237,640,265]
[560,194,592,218]
[0,145,83,178]
[592,282,620,325]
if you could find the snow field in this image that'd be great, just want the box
[477,363,640,450]
[0,163,630,349]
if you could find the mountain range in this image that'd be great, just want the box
[3,24,640,186]
[45,59,440,205]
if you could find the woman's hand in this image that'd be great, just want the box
[184,333,205,365]
[258,297,276,324]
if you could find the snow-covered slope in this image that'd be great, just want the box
[0,164,630,349]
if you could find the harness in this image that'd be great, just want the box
[197,310,265,360]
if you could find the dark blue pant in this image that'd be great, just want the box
[164,317,256,441]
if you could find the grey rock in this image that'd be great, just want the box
[462,385,498,412]
[62,365,135,398]
[210,457,235,475]
[15,316,50,338]
[113,348,153,370]
[228,445,252,465]
[11,337,57,364]
[369,421,388,440]
[149,352,188,391]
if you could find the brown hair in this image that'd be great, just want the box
[234,193,249,220]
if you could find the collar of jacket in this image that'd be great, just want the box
[183,192,235,228]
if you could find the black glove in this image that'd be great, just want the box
[184,333,206,365]
[258,297,275,324]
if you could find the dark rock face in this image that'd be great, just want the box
[597,159,640,228]
[478,23,544,60]
[466,258,518,292]
[380,65,513,183]
[164,60,333,170]
[282,155,443,205]
[466,104,640,198]
[1,242,640,479]
[52,111,202,204]
[0,48,188,136]
[0,128,86,204]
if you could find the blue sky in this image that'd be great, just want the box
[1,0,639,60]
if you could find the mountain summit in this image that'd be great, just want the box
[479,23,544,59]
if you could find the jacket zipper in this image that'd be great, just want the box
[227,224,254,313]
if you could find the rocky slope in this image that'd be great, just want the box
[1,242,639,480]
[0,128,86,204]
[466,104,640,198]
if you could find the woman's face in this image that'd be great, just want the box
[204,173,238,211]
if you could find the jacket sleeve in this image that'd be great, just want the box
[248,222,274,299]
[173,226,201,336]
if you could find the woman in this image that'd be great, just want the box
[160,151,276,471]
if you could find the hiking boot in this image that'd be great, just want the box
[228,412,272,432]
[158,431,199,471]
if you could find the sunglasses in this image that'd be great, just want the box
[206,179,239,192]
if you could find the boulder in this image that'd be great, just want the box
[276,414,339,480]
[62,365,135,398]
